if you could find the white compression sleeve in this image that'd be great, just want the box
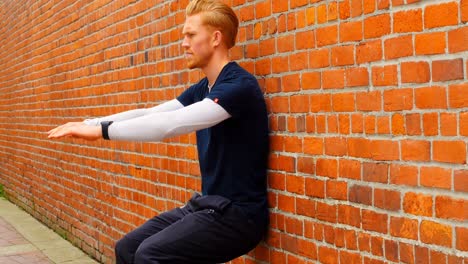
[83,99,184,126]
[108,98,231,142]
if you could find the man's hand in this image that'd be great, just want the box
[47,122,102,141]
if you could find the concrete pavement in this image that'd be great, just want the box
[0,197,99,264]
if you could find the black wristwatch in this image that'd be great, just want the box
[100,121,113,140]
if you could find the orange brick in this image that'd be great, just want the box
[384,239,399,262]
[297,157,315,176]
[255,58,271,75]
[415,32,446,55]
[420,166,452,190]
[268,172,285,190]
[370,139,399,161]
[358,232,371,252]
[326,180,347,200]
[286,174,305,195]
[346,67,369,87]
[384,35,413,59]
[390,164,418,186]
[390,216,418,240]
[420,220,452,247]
[462,0,468,21]
[316,202,337,223]
[305,178,325,198]
[383,88,413,111]
[405,113,422,135]
[303,136,323,155]
[433,140,467,164]
[356,40,382,63]
[403,192,433,217]
[349,184,372,206]
[269,96,289,113]
[339,159,361,180]
[461,112,468,136]
[339,0,351,19]
[435,196,468,221]
[415,86,447,109]
[329,115,339,133]
[364,14,391,39]
[399,242,415,264]
[340,251,362,264]
[448,26,468,53]
[338,114,351,135]
[301,72,321,90]
[401,140,430,162]
[393,9,422,33]
[441,113,457,136]
[401,61,430,83]
[376,116,389,135]
[309,48,330,68]
[356,91,382,112]
[432,59,464,82]
[362,209,388,234]
[372,65,397,86]
[348,137,372,158]
[424,2,458,29]
[449,83,468,108]
[290,94,309,113]
[332,92,355,112]
[296,30,315,50]
[317,3,328,24]
[318,246,339,264]
[278,193,295,213]
[323,69,345,89]
[454,170,468,192]
[374,188,400,211]
[365,115,376,134]
[391,113,405,135]
[316,25,338,47]
[363,0,375,14]
[316,158,338,178]
[340,21,363,42]
[423,112,439,136]
[338,204,361,228]
[324,137,347,156]
[363,162,388,183]
[331,45,354,66]
[310,94,332,113]
[456,227,468,251]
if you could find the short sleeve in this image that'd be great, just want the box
[177,85,195,107]
[206,77,257,118]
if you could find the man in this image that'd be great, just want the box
[48,0,269,263]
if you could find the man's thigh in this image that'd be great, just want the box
[135,205,264,264]
[124,206,189,243]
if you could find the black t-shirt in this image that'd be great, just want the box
[177,62,269,221]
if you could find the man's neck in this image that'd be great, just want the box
[203,53,230,87]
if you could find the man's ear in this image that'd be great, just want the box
[212,30,223,47]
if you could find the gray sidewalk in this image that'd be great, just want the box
[0,198,99,264]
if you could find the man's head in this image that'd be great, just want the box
[185,0,239,49]
[182,0,239,69]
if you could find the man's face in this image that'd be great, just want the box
[182,14,215,69]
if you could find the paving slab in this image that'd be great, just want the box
[0,198,100,264]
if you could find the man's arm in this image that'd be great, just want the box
[48,99,230,141]
[83,99,184,126]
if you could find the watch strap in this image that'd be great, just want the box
[101,121,113,140]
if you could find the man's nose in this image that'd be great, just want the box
[182,36,189,48]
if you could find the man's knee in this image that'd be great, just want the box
[115,236,135,264]
[134,241,162,264]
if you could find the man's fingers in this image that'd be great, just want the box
[47,122,83,136]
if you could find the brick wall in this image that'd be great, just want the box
[0,0,467,263]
